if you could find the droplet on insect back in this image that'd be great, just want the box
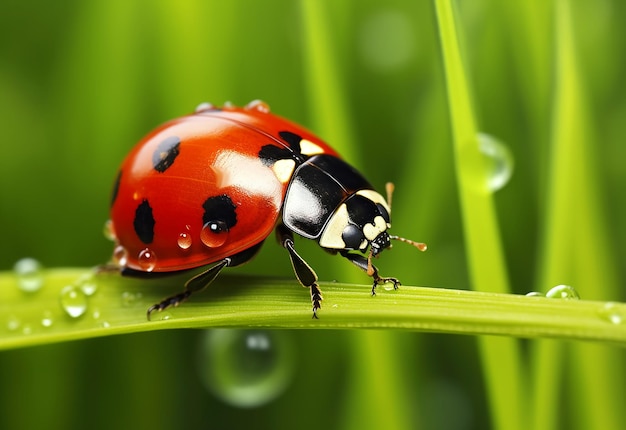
[478,133,514,191]
[546,284,580,300]
[14,257,44,293]
[113,245,128,266]
[178,231,192,250]
[195,102,215,112]
[201,222,229,248]
[60,285,88,318]
[137,248,157,272]
[103,219,116,241]
[245,100,271,113]
[198,329,295,408]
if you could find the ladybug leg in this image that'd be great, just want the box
[146,259,229,320]
[276,225,323,318]
[339,251,401,296]
[146,242,264,320]
[147,242,263,320]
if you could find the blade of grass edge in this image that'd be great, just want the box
[433,1,526,429]
[534,2,625,430]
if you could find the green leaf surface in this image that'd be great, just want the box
[1,268,624,350]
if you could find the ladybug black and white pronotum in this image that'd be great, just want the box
[107,100,426,319]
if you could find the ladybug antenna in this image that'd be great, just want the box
[390,235,428,252]
[385,182,395,210]
[384,182,428,252]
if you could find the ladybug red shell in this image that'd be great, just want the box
[107,100,426,319]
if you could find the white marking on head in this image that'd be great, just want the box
[363,215,387,241]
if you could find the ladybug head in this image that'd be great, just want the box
[318,189,393,253]
[318,185,427,257]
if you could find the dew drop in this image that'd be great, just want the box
[76,273,98,296]
[178,232,193,250]
[245,99,271,113]
[100,321,111,328]
[546,284,580,300]
[113,245,128,266]
[22,325,32,335]
[478,133,514,191]
[525,291,544,297]
[41,311,53,328]
[103,219,116,241]
[198,329,295,408]
[201,221,229,248]
[598,302,624,325]
[195,102,215,112]
[14,257,44,293]
[7,315,20,331]
[154,311,173,321]
[60,285,88,318]
[137,248,157,272]
[121,291,142,307]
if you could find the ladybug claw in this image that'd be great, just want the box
[371,277,401,297]
[310,284,323,319]
[146,304,160,321]
[146,290,192,320]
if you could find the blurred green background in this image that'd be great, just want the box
[1,1,625,429]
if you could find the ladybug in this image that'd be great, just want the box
[107,100,426,319]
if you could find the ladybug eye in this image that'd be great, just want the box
[342,224,365,250]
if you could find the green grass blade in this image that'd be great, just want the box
[533,2,626,430]
[1,268,624,351]
[299,0,355,160]
[434,1,526,429]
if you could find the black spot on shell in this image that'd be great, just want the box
[152,136,181,173]
[258,144,293,166]
[134,199,155,244]
[278,131,303,153]
[258,131,308,167]
[202,195,237,230]
[111,170,121,207]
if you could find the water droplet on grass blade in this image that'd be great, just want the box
[546,284,580,300]
[198,329,295,408]
[41,311,53,328]
[60,285,88,318]
[14,257,44,293]
[7,316,20,331]
[478,133,514,191]
[598,302,624,325]
[525,291,544,297]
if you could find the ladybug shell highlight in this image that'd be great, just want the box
[109,104,339,273]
